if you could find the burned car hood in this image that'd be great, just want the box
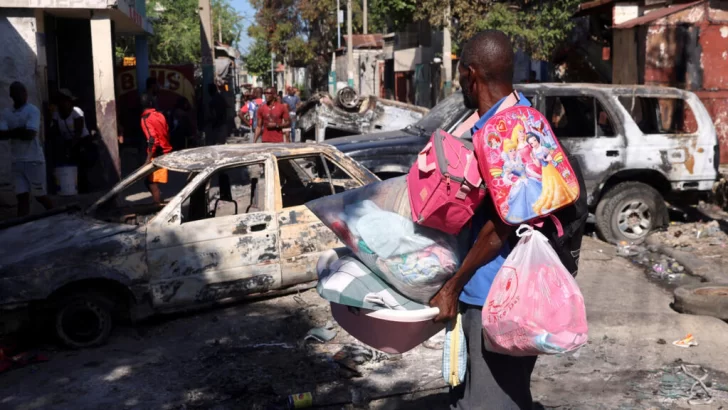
[0,213,140,268]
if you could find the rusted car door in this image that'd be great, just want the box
[145,157,281,309]
[275,153,367,286]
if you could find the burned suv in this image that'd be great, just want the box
[329,84,719,243]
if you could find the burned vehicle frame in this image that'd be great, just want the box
[0,144,378,348]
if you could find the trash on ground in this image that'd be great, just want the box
[304,320,338,343]
[332,344,389,378]
[673,333,698,348]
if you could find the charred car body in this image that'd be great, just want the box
[330,83,719,243]
[0,144,378,348]
[296,88,429,141]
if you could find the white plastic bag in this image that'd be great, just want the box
[482,225,588,356]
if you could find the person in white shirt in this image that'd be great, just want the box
[53,88,90,143]
[0,82,53,216]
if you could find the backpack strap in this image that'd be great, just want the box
[417,142,437,173]
[532,214,564,237]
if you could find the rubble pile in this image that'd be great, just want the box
[652,220,727,251]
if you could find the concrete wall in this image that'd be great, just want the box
[0,8,41,220]
[394,47,433,72]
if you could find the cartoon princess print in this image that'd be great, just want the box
[510,122,541,177]
[527,131,578,214]
[487,132,502,149]
[501,138,543,222]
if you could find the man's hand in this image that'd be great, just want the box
[430,283,459,323]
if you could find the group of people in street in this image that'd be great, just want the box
[239,85,302,143]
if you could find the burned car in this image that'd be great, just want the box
[0,144,378,348]
[330,84,719,243]
[297,88,429,141]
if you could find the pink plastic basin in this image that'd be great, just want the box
[318,249,444,354]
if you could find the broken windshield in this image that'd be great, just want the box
[412,92,470,134]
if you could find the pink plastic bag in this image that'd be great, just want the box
[482,225,588,356]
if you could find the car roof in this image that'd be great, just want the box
[517,83,691,97]
[152,143,338,172]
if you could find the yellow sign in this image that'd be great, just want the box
[123,57,137,67]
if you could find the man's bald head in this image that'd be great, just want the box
[458,30,515,111]
[461,30,514,84]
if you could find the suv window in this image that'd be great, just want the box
[544,96,615,138]
[617,96,698,134]
[182,162,266,223]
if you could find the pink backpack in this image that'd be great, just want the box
[473,106,580,226]
[407,129,486,235]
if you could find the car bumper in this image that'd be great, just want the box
[671,180,715,192]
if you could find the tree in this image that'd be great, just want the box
[244,38,272,84]
[145,0,243,65]
[247,0,363,89]
[369,0,416,33]
[415,0,581,62]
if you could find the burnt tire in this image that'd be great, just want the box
[54,291,114,349]
[674,283,728,320]
[595,181,668,244]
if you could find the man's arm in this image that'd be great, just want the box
[0,127,36,141]
[280,109,291,129]
[430,209,515,323]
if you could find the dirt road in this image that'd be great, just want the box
[1,237,728,410]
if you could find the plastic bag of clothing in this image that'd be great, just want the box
[307,176,467,303]
[482,225,588,356]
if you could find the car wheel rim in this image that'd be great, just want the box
[617,200,652,239]
[61,302,104,344]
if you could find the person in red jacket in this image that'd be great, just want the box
[140,93,173,204]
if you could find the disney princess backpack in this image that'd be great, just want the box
[472,106,580,225]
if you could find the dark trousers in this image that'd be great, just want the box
[449,304,537,410]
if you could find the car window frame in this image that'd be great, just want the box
[151,156,276,228]
[541,91,621,139]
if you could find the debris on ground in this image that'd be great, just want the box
[653,220,727,250]
[332,344,390,378]
[673,333,699,348]
[614,240,695,287]
[0,339,50,374]
[304,321,338,343]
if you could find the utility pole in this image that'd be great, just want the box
[347,0,354,88]
[200,0,214,135]
[337,0,341,48]
[442,3,452,98]
[363,0,367,35]
[271,51,276,90]
[218,15,222,43]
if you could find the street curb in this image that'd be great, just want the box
[645,235,723,283]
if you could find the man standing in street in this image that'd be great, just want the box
[254,87,290,143]
[140,93,173,205]
[0,82,53,217]
[207,84,229,145]
[429,31,540,410]
[282,86,302,142]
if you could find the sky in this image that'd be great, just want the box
[230,0,256,53]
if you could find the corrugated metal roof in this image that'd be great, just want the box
[613,0,706,28]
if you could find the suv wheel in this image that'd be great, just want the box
[595,181,668,244]
[54,291,114,349]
